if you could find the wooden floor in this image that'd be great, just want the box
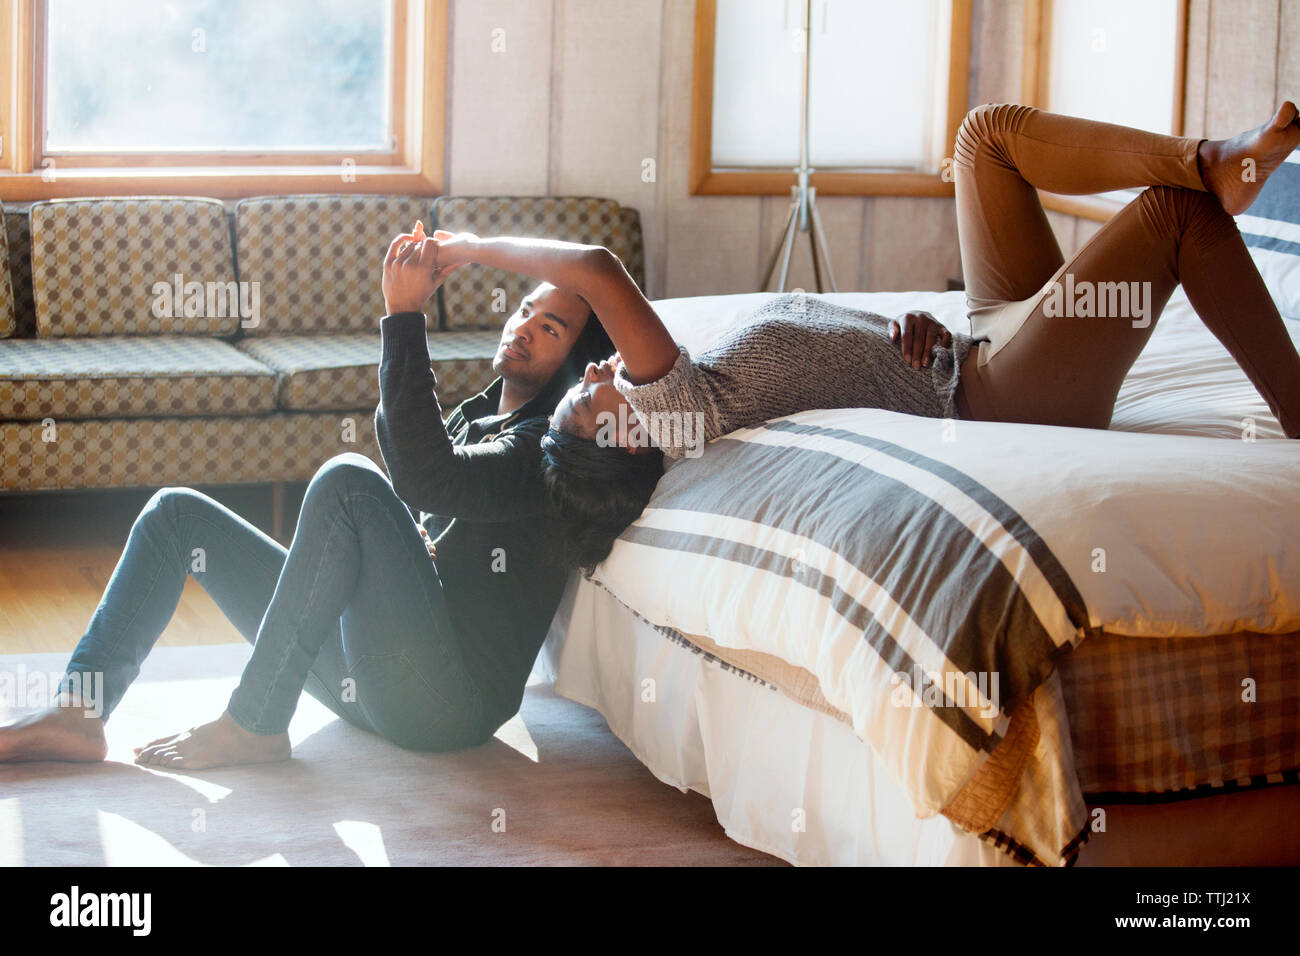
[0,484,306,655]
[1,484,789,866]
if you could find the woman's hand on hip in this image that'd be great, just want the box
[889,311,952,369]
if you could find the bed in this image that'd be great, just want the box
[537,158,1300,867]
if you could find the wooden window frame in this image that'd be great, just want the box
[0,0,447,199]
[690,0,972,197]
[1022,0,1189,222]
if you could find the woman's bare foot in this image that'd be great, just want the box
[1198,101,1300,215]
[0,694,108,763]
[133,711,290,771]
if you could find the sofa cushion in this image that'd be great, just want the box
[4,209,36,338]
[433,197,645,330]
[234,195,436,335]
[0,336,277,420]
[236,329,500,411]
[30,197,239,337]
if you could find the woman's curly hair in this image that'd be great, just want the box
[540,428,664,573]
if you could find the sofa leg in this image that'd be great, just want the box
[271,481,286,543]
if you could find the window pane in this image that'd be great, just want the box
[1046,0,1179,135]
[808,0,943,168]
[44,0,392,153]
[711,0,803,168]
[711,0,947,170]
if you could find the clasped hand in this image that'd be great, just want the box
[381,220,476,316]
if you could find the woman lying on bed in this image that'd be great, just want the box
[423,102,1300,569]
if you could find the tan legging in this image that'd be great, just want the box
[951,104,1300,438]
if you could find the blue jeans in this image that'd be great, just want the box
[61,453,493,751]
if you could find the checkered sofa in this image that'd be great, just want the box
[0,194,645,496]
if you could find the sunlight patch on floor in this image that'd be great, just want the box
[114,672,341,755]
[492,711,539,762]
[0,798,22,866]
[333,820,390,866]
[128,765,233,803]
[98,810,201,866]
[98,810,296,866]
[287,695,343,746]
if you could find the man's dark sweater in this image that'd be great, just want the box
[374,311,571,728]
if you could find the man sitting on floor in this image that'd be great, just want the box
[0,220,614,768]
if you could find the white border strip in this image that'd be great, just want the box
[1237,214,1300,243]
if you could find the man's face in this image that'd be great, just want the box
[493,283,590,393]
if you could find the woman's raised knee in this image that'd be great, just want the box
[954,103,1033,165]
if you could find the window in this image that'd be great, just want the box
[0,0,447,198]
[1023,0,1188,219]
[692,0,972,196]
[44,0,393,154]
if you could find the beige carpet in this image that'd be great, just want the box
[0,646,784,866]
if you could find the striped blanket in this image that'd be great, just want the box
[591,406,1300,866]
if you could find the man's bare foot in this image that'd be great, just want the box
[133,710,290,771]
[0,694,108,763]
[1198,101,1300,215]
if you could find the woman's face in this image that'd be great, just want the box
[552,355,639,448]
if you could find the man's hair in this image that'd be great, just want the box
[539,427,664,572]
[558,307,615,383]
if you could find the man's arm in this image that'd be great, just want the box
[430,233,681,386]
[375,311,549,523]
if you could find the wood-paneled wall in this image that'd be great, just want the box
[445,0,1298,298]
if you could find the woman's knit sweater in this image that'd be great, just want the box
[612,295,977,459]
